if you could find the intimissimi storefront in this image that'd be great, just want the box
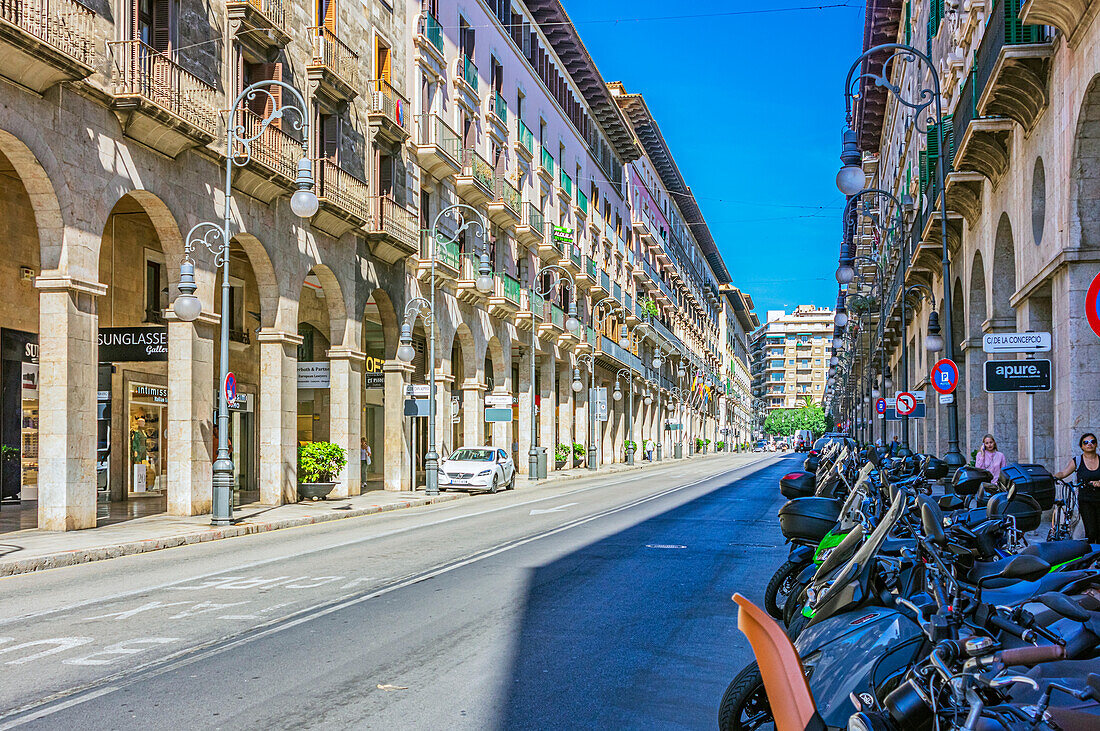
[1,326,174,507]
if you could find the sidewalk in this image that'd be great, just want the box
[0,450,767,578]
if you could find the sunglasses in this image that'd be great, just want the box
[1084,439,1097,446]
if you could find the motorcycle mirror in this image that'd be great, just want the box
[1000,554,1051,582]
[1006,484,1017,502]
[1037,592,1091,623]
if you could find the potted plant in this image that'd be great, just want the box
[572,442,585,466]
[297,441,347,501]
[695,437,705,453]
[716,440,726,452]
[624,439,637,458]
[554,443,570,468]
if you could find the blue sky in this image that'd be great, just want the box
[561,0,865,317]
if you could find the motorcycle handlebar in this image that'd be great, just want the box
[988,613,1032,641]
[995,644,1065,667]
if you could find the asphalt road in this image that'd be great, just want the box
[0,452,798,730]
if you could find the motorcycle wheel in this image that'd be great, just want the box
[764,559,806,619]
[787,612,810,640]
[717,662,771,731]
[783,582,806,627]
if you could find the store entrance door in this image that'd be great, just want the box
[229,394,257,506]
[409,413,427,491]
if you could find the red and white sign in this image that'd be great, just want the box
[224,372,237,405]
[875,398,886,415]
[1087,269,1100,340]
[896,391,917,416]
[930,358,959,395]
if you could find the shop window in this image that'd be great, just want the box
[228,280,247,343]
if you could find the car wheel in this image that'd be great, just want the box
[507,471,515,490]
[488,475,499,494]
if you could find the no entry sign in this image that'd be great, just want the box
[224,372,237,405]
[930,358,959,395]
[896,391,917,416]
[1088,270,1100,340]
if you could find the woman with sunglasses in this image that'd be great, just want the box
[1054,432,1100,542]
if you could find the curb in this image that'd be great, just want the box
[0,492,466,578]
[518,450,763,485]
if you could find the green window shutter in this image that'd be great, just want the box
[942,114,955,168]
[926,122,940,162]
[919,150,929,197]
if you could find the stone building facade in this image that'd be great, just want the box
[839,0,1100,468]
[0,0,749,530]
[751,306,834,415]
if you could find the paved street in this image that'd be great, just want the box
[0,453,794,730]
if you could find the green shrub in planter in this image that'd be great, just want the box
[716,440,726,451]
[298,442,347,500]
[624,439,637,454]
[695,437,705,452]
[572,442,585,460]
[555,443,570,462]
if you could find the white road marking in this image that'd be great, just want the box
[62,638,178,666]
[529,502,578,515]
[0,638,94,665]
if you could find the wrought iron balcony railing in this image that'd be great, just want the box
[517,119,533,154]
[420,229,460,270]
[370,195,418,249]
[3,0,94,65]
[109,40,218,134]
[416,112,461,161]
[369,78,410,134]
[494,175,521,214]
[236,108,300,180]
[309,26,359,91]
[420,10,443,53]
[314,158,369,221]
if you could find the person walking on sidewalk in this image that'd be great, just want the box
[1054,432,1100,542]
[644,438,655,461]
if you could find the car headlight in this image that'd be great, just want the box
[477,469,492,476]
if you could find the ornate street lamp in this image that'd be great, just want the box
[173,80,314,526]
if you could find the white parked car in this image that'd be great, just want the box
[439,446,516,493]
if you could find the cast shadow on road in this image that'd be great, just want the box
[492,456,795,731]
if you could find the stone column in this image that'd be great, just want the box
[384,360,412,491]
[517,346,534,474]
[1020,293,1054,465]
[1053,261,1100,469]
[983,318,1021,461]
[572,372,587,466]
[257,329,301,505]
[539,357,555,464]
[556,363,572,468]
[462,378,484,446]
[490,388,510,450]
[435,369,454,456]
[962,338,984,457]
[327,347,364,498]
[36,277,104,531]
[167,313,216,515]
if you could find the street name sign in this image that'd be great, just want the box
[484,393,512,406]
[930,358,959,394]
[984,360,1051,392]
[403,398,430,417]
[405,384,430,397]
[982,332,1051,353]
[484,407,512,422]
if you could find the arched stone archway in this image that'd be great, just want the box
[967,253,989,453]
[989,214,1020,458]
[950,278,967,461]
[361,288,397,492]
[1071,75,1100,252]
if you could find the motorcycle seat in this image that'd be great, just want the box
[982,570,1094,606]
[1021,541,1093,567]
[965,557,1017,582]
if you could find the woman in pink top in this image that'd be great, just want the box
[975,433,1007,483]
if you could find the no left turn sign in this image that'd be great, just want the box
[896,391,917,416]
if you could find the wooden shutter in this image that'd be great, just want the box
[322,114,340,161]
[152,0,171,52]
[376,41,391,84]
[322,0,337,32]
[379,153,394,196]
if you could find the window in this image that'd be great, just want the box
[375,37,392,84]
[144,257,167,324]
[459,16,474,58]
[135,0,177,53]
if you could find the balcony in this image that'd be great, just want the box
[515,119,534,161]
[368,78,410,144]
[227,0,289,54]
[1021,0,1092,41]
[416,10,444,63]
[574,188,588,219]
[365,195,418,263]
[591,269,610,298]
[310,158,369,237]
[488,273,522,318]
[230,109,302,204]
[975,0,1054,132]
[517,290,545,331]
[454,54,478,99]
[558,244,581,276]
[414,113,461,180]
[488,90,507,140]
[516,202,546,248]
[416,229,460,285]
[0,0,94,93]
[307,27,358,108]
[108,40,218,158]
[537,146,554,185]
[487,174,521,228]
[456,253,491,305]
[455,148,493,206]
[538,304,567,338]
[558,170,572,202]
[575,255,596,289]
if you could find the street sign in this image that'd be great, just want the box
[939,393,955,405]
[984,359,1051,392]
[875,398,886,415]
[484,407,512,422]
[224,372,237,405]
[405,384,430,397]
[982,332,1052,353]
[896,392,917,416]
[403,398,430,417]
[1088,270,1100,339]
[451,397,460,424]
[484,393,512,406]
[930,358,959,395]
[665,422,683,431]
[594,387,608,422]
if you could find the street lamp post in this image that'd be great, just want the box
[395,205,488,496]
[899,283,943,453]
[173,80,317,526]
[524,263,579,480]
[575,353,595,470]
[840,43,964,467]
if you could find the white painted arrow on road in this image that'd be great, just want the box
[529,502,578,515]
